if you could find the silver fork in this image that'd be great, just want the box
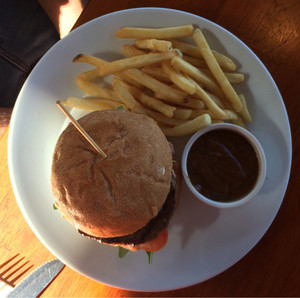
[0,254,34,291]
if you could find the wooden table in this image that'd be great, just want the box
[1,0,299,296]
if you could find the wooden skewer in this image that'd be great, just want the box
[56,100,107,158]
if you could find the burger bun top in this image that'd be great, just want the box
[51,110,173,238]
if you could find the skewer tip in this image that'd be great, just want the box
[55,100,107,159]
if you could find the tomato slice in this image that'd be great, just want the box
[137,229,169,252]
[118,229,168,252]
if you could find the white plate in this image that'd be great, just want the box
[8,8,292,292]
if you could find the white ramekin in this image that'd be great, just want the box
[181,123,267,208]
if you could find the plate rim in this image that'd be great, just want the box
[7,7,292,292]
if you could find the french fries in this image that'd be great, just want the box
[238,94,252,122]
[125,85,176,118]
[224,72,244,84]
[171,56,224,99]
[76,68,99,81]
[161,114,211,136]
[112,78,141,110]
[124,68,188,104]
[63,24,251,136]
[141,65,172,83]
[134,39,173,52]
[72,54,106,66]
[187,76,227,119]
[193,28,243,112]
[62,97,126,111]
[173,108,193,120]
[121,44,146,57]
[161,61,196,95]
[76,76,119,100]
[116,25,194,39]
[199,67,245,84]
[98,52,178,76]
[169,39,237,71]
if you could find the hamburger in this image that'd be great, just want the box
[51,109,178,253]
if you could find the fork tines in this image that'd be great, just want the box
[0,254,34,287]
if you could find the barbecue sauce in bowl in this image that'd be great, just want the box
[186,129,259,203]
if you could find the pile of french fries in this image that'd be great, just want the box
[62,24,252,136]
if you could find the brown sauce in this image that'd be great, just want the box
[187,129,259,202]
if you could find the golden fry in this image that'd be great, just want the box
[134,106,185,127]
[116,25,194,39]
[98,52,177,76]
[238,94,252,122]
[199,68,245,84]
[121,44,147,57]
[206,91,226,109]
[169,39,237,71]
[182,55,207,68]
[232,114,246,128]
[190,109,213,119]
[113,78,141,110]
[171,56,224,99]
[190,108,237,121]
[211,50,237,71]
[224,72,244,84]
[62,97,127,111]
[187,77,226,119]
[124,68,188,104]
[173,108,193,120]
[142,65,172,83]
[223,109,238,120]
[134,39,172,52]
[76,76,119,100]
[76,68,100,81]
[114,71,145,89]
[181,98,206,109]
[161,114,211,136]
[162,61,196,95]
[154,92,205,110]
[122,84,176,118]
[193,28,242,112]
[73,54,106,67]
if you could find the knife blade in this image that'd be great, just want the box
[7,259,64,297]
